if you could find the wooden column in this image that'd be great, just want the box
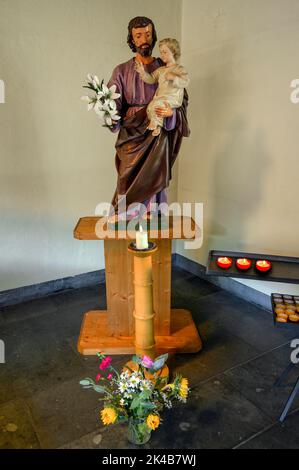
[128,242,157,358]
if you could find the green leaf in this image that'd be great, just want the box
[79,378,94,387]
[130,397,141,410]
[82,85,96,91]
[93,385,107,394]
[140,390,152,400]
[117,415,127,423]
[132,355,141,365]
[140,401,156,410]
[137,407,146,417]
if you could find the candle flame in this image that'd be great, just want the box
[257,260,270,267]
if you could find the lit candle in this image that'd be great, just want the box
[236,258,252,270]
[217,257,233,269]
[255,259,272,272]
[136,225,148,250]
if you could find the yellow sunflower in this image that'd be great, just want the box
[146,414,160,430]
[101,407,117,425]
[179,378,189,398]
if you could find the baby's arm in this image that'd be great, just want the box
[135,62,158,85]
[167,66,190,89]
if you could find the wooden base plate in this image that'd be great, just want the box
[77,309,202,355]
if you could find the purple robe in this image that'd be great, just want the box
[107,57,190,219]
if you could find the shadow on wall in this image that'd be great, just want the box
[210,120,271,252]
[186,43,271,256]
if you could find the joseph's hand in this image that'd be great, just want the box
[154,101,173,118]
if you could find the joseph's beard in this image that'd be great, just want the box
[136,44,153,57]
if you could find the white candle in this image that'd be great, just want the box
[136,225,148,249]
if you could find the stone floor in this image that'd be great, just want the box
[0,266,299,449]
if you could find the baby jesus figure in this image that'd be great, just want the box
[135,38,190,136]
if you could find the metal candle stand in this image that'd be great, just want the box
[273,362,299,423]
[207,249,299,423]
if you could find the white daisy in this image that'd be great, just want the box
[118,382,127,393]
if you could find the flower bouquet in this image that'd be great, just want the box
[80,352,189,445]
[81,73,121,128]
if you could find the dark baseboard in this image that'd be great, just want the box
[0,253,271,311]
[0,270,106,308]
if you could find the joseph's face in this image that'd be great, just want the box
[132,24,153,56]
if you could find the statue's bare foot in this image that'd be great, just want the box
[152,127,161,136]
[147,121,156,131]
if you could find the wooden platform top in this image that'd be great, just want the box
[74,216,201,240]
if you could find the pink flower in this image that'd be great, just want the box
[141,355,154,369]
[107,373,113,380]
[99,356,112,371]
[96,374,101,381]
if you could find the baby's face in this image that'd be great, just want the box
[159,45,174,64]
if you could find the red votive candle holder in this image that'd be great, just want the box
[217,257,233,269]
[255,259,272,272]
[236,258,252,270]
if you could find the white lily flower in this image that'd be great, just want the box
[93,75,100,86]
[109,99,116,110]
[101,99,112,112]
[101,83,109,95]
[109,108,121,120]
[105,116,112,126]
[82,76,121,126]
[108,84,121,100]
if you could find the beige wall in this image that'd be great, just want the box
[178,0,299,295]
[0,0,181,291]
[3,0,298,297]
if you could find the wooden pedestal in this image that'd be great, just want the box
[74,216,202,355]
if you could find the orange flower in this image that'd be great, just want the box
[101,407,117,425]
[146,414,160,430]
[179,378,189,398]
